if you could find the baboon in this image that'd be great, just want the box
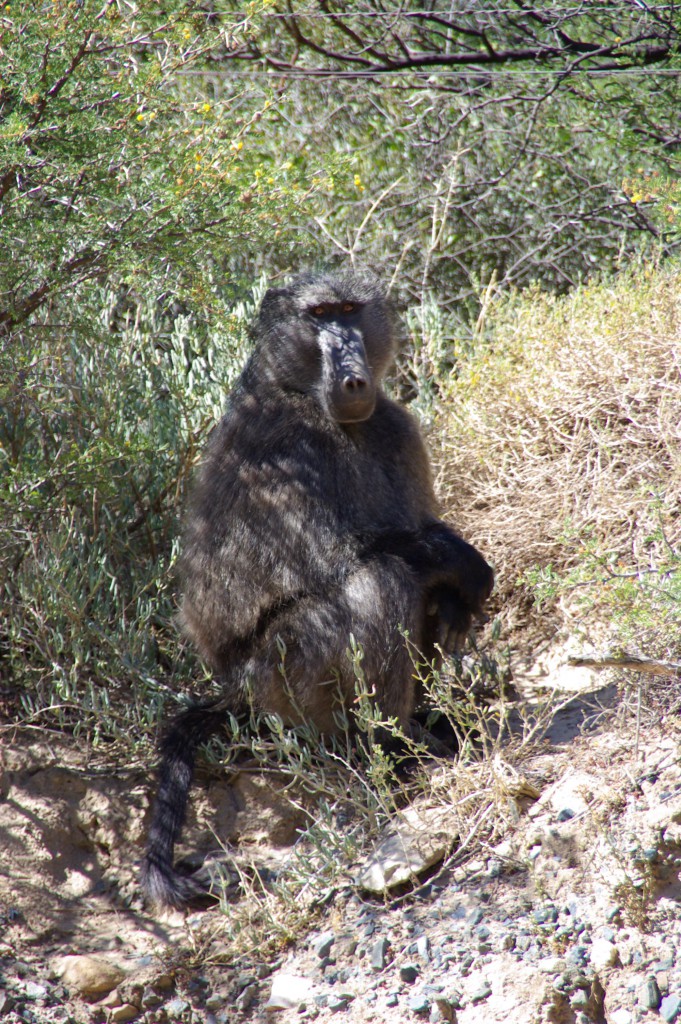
[141,270,493,909]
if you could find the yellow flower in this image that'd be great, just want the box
[202,103,211,113]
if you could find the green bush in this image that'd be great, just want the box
[0,282,263,746]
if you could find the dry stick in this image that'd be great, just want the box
[568,654,681,678]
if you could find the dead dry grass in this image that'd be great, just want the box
[432,265,681,658]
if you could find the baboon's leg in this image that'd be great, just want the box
[243,555,422,731]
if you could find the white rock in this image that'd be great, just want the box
[590,938,619,971]
[265,973,313,1010]
[609,1010,633,1024]
[357,805,454,892]
[536,956,565,974]
[108,1004,138,1023]
[56,955,125,999]
[528,769,601,820]
[647,794,681,828]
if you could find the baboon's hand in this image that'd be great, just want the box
[425,583,486,654]
[421,522,494,616]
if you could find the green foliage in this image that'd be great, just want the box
[0,282,263,743]
[0,0,308,334]
[623,173,681,243]
[435,263,681,664]
[215,0,681,307]
[523,520,681,661]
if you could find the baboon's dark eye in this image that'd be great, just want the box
[311,305,327,317]
[342,302,355,314]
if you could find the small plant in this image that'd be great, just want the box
[0,282,263,751]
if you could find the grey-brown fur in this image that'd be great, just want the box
[141,270,493,909]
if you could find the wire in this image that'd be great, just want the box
[230,4,677,17]
[180,66,681,77]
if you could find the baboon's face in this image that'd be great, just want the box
[257,273,396,424]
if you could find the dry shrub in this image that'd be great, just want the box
[432,266,681,656]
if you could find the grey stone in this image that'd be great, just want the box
[408,992,430,1014]
[469,908,484,926]
[416,936,431,962]
[386,993,399,1007]
[142,987,164,1009]
[487,859,502,878]
[400,965,420,984]
[638,977,661,1009]
[338,936,358,958]
[470,982,492,1003]
[431,997,456,1022]
[204,994,225,1011]
[236,984,257,1012]
[661,994,681,1022]
[370,938,390,971]
[235,972,256,991]
[328,994,351,1011]
[313,932,336,960]
[570,989,589,1009]
[108,1005,138,1023]
[166,997,191,1018]
[24,983,47,1000]
[533,906,558,925]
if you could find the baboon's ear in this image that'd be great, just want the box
[258,287,290,325]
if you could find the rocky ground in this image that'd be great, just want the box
[1,671,681,1024]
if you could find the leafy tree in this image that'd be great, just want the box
[208,0,681,307]
[0,1,304,736]
[0,0,311,337]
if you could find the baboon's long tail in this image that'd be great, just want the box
[141,704,225,909]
